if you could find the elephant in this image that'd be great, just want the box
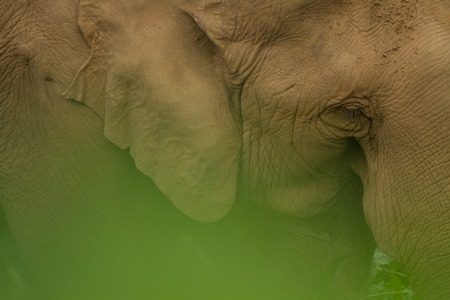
[1,0,450,299]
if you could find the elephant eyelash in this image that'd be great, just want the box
[345,107,362,119]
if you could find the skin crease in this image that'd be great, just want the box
[1,0,450,299]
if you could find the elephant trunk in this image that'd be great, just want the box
[361,120,450,299]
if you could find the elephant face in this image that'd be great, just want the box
[41,0,450,298]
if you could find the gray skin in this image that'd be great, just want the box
[1,0,450,299]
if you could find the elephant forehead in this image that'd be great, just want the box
[185,0,346,44]
[257,4,447,84]
[186,1,420,42]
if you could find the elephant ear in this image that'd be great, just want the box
[64,0,241,222]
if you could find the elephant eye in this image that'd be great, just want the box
[319,102,371,139]
[345,107,362,119]
[335,105,368,123]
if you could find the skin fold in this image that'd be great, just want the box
[1,0,450,299]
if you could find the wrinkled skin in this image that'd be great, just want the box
[1,0,450,299]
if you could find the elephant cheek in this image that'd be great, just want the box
[263,179,350,217]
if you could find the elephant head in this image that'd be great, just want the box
[65,1,450,298]
[65,0,242,223]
